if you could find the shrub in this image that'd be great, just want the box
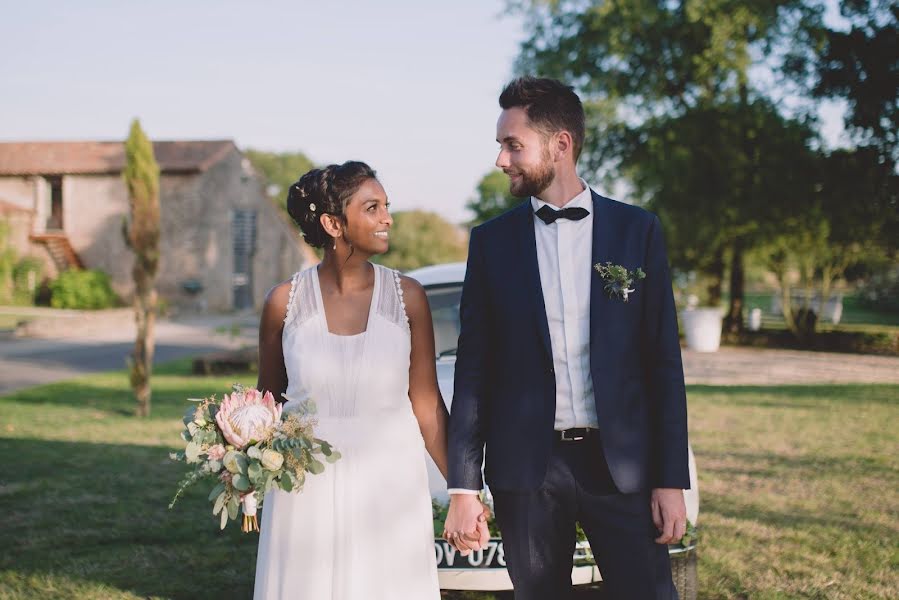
[12,257,44,304]
[857,267,899,313]
[49,269,119,309]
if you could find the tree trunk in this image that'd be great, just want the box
[131,270,157,417]
[724,240,745,333]
[706,247,725,307]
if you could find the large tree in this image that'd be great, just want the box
[811,0,899,163]
[374,210,467,271]
[511,0,825,329]
[466,169,525,226]
[123,119,160,418]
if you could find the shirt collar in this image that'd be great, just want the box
[530,178,592,215]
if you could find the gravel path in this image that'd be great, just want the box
[681,346,899,385]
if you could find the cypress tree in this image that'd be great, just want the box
[123,119,160,417]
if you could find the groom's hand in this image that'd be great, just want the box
[651,487,687,544]
[443,494,490,556]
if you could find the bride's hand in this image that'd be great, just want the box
[444,494,490,555]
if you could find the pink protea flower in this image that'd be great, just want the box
[206,444,226,461]
[214,388,282,449]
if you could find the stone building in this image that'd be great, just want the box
[0,140,315,311]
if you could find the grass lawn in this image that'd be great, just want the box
[742,292,899,330]
[1,362,897,599]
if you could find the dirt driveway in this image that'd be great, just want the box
[681,346,899,385]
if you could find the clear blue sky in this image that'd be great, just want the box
[1,1,848,223]
[0,0,525,223]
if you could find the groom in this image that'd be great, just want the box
[444,77,690,599]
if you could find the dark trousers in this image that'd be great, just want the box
[492,433,678,600]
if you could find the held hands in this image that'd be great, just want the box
[651,487,687,544]
[443,494,491,556]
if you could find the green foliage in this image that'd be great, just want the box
[49,269,118,309]
[0,220,17,304]
[123,119,160,273]
[373,210,467,271]
[245,149,315,211]
[124,118,161,417]
[510,1,896,333]
[466,170,525,225]
[12,256,44,304]
[810,1,898,162]
[858,267,899,313]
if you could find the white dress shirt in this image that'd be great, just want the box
[532,180,598,431]
[449,179,598,496]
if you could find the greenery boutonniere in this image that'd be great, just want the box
[593,261,646,302]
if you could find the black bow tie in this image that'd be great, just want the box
[535,205,590,225]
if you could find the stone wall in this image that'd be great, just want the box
[0,148,314,312]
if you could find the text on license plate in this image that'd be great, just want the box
[434,538,506,568]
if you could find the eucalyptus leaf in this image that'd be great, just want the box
[232,474,251,492]
[180,430,191,442]
[208,482,226,502]
[319,442,332,456]
[220,506,229,529]
[213,491,227,515]
[325,451,341,463]
[307,459,325,475]
[280,473,293,492]
[247,461,263,484]
[227,495,239,519]
[247,445,262,460]
[223,450,248,474]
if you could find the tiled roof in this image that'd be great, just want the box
[0,140,237,176]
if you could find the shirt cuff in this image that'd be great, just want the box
[447,488,481,495]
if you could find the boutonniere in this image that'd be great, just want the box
[593,262,646,302]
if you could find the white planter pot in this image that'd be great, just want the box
[680,308,723,352]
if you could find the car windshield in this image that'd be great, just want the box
[424,284,462,357]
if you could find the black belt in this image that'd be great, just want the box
[554,427,594,442]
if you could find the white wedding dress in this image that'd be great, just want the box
[253,263,440,599]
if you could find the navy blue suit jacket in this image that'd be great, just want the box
[448,191,690,494]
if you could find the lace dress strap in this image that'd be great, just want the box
[283,267,319,329]
[374,265,410,334]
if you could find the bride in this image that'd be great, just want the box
[252,161,486,599]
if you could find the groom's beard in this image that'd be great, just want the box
[507,150,555,198]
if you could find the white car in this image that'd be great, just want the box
[407,262,700,593]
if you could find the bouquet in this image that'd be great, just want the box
[169,384,340,532]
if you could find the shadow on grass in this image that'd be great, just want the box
[2,367,256,420]
[703,496,891,540]
[686,384,899,407]
[698,450,897,479]
[0,437,258,599]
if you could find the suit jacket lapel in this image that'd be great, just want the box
[516,203,553,362]
[589,191,614,373]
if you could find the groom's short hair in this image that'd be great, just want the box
[499,76,585,161]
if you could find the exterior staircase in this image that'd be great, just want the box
[29,232,84,271]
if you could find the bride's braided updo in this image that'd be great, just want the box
[286,161,378,248]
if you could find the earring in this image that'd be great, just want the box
[333,237,337,250]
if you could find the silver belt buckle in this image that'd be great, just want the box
[560,429,585,442]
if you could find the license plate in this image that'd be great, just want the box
[434,537,506,568]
